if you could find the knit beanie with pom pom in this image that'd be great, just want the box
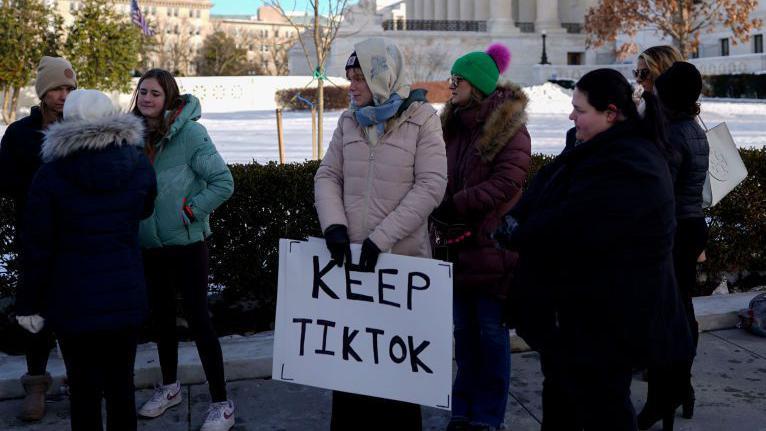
[450,43,511,95]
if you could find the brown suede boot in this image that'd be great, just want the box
[19,373,52,421]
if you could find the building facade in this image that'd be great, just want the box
[53,0,213,75]
[213,6,305,75]
[289,0,604,85]
[289,0,766,84]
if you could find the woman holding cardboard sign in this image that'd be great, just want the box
[314,37,448,430]
[432,43,531,431]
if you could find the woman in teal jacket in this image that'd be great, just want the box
[131,69,236,431]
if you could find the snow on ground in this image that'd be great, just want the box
[1,84,763,164]
[202,84,765,164]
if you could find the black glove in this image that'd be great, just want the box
[492,214,519,250]
[358,238,381,272]
[324,224,351,267]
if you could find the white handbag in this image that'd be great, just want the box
[699,118,748,208]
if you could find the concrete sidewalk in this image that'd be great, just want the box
[0,292,758,400]
[0,292,764,430]
[1,328,765,430]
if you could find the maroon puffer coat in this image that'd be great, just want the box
[435,82,531,299]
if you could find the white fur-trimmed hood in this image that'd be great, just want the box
[42,113,145,162]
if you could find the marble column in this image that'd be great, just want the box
[474,0,489,20]
[424,0,434,19]
[488,0,518,33]
[414,0,424,20]
[459,0,474,20]
[535,0,563,31]
[406,0,415,21]
[434,0,447,20]
[447,0,460,20]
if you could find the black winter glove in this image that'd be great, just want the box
[324,224,351,267]
[358,238,381,273]
[492,214,519,250]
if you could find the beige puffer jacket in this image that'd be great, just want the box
[314,38,447,258]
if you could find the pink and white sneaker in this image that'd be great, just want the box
[137,381,182,418]
[200,400,235,431]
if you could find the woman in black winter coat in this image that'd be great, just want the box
[636,61,710,430]
[16,89,157,431]
[494,69,693,431]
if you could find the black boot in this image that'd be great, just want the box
[638,368,679,431]
[681,384,694,419]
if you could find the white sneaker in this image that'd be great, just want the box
[200,400,235,431]
[137,381,183,418]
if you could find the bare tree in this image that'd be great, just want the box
[264,0,350,158]
[402,42,451,82]
[224,27,285,75]
[585,0,762,58]
[151,18,197,76]
[257,38,290,75]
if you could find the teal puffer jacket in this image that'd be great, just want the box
[139,94,234,249]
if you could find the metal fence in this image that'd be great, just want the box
[383,19,488,32]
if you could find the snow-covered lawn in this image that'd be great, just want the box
[2,84,763,164]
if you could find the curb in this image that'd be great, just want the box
[0,292,758,400]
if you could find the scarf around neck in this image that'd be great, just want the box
[353,93,404,136]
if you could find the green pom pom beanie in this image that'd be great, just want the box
[450,43,512,95]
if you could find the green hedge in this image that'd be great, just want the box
[0,150,764,348]
[703,74,766,99]
[275,86,350,110]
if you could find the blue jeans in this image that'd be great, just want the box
[452,292,511,427]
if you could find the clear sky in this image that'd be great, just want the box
[211,0,323,15]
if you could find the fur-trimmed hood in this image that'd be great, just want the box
[42,113,145,162]
[441,82,528,162]
[41,113,147,192]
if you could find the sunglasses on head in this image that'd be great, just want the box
[633,68,650,81]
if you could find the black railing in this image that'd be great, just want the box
[562,22,583,34]
[515,22,535,33]
[383,19,487,32]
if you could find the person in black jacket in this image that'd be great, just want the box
[15,89,157,431]
[637,62,710,430]
[494,69,693,431]
[0,56,77,421]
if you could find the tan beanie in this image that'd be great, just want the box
[35,56,77,99]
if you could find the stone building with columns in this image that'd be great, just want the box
[289,0,608,84]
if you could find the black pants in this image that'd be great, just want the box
[25,326,55,375]
[330,391,422,430]
[673,217,708,350]
[58,328,138,431]
[540,352,637,431]
[643,217,708,414]
[15,243,56,376]
[143,241,227,402]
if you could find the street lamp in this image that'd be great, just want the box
[540,29,550,65]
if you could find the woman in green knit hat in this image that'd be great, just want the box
[432,43,531,431]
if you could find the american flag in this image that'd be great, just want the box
[131,0,155,36]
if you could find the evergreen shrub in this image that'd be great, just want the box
[0,151,764,347]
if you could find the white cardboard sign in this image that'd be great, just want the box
[272,238,453,410]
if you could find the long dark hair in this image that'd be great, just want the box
[575,68,670,156]
[130,69,183,153]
